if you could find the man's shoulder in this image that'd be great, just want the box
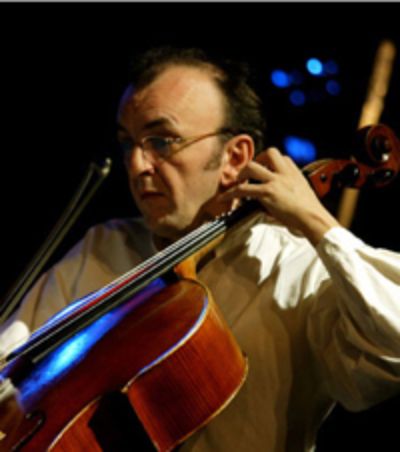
[251,214,316,259]
[217,212,316,266]
[62,216,154,262]
[82,217,150,246]
[241,212,312,250]
[88,217,149,236]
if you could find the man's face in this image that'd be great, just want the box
[117,65,229,241]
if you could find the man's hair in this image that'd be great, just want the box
[128,46,266,153]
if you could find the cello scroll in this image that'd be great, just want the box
[303,124,400,198]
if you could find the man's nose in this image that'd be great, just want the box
[126,146,157,175]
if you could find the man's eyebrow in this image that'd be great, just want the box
[142,118,177,131]
[117,117,177,135]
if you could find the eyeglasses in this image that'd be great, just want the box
[120,128,234,161]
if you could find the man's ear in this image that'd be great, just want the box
[220,134,255,187]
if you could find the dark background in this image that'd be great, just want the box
[1,3,400,450]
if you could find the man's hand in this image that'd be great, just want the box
[218,147,340,246]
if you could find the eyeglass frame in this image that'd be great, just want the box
[119,127,236,161]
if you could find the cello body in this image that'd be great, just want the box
[0,277,247,451]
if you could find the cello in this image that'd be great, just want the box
[0,124,399,451]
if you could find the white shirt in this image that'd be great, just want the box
[2,212,400,451]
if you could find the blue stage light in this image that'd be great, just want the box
[306,58,323,76]
[324,60,339,75]
[271,69,291,88]
[284,136,317,164]
[289,89,306,106]
[326,80,341,96]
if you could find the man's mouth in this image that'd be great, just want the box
[139,191,165,200]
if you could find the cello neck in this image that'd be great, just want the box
[6,200,260,365]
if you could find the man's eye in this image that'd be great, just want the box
[147,137,170,153]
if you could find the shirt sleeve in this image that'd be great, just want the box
[0,239,87,359]
[307,226,400,411]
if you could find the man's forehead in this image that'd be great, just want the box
[123,66,219,104]
[118,66,225,128]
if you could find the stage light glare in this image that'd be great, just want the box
[306,58,323,76]
[289,89,306,106]
[271,69,291,88]
[326,80,341,95]
[284,136,317,164]
[324,60,339,75]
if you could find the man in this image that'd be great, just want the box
[1,47,400,451]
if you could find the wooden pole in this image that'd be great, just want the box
[337,40,396,228]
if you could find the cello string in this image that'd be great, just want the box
[7,203,257,361]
